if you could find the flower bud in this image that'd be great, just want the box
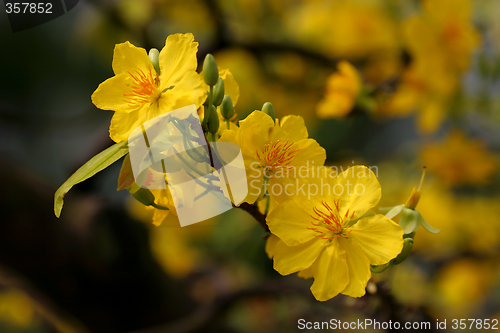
[203,54,219,86]
[131,187,156,206]
[261,102,275,122]
[220,95,234,120]
[212,78,225,106]
[207,105,219,134]
[148,48,161,75]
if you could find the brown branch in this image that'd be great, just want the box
[238,202,269,232]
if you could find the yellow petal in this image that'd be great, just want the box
[310,240,349,301]
[236,111,276,155]
[266,197,320,246]
[219,68,240,106]
[339,237,371,297]
[92,73,145,113]
[350,214,404,266]
[265,234,280,259]
[243,157,264,204]
[278,115,309,142]
[108,105,149,142]
[337,166,381,220]
[273,237,328,275]
[152,208,169,226]
[112,41,151,75]
[159,33,199,86]
[297,267,313,279]
[163,71,207,110]
[292,139,326,168]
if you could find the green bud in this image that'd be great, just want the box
[392,238,414,265]
[131,187,156,206]
[203,101,212,126]
[203,54,219,86]
[220,95,234,120]
[207,105,219,134]
[148,48,161,75]
[213,78,225,106]
[261,102,276,122]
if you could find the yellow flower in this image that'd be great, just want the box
[148,187,176,226]
[316,61,362,118]
[285,1,399,59]
[433,259,494,317]
[218,111,326,205]
[266,166,404,301]
[421,130,498,187]
[0,289,35,328]
[92,33,207,142]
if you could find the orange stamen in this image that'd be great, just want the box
[256,139,300,177]
[307,200,354,240]
[123,65,160,107]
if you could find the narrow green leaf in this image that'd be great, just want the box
[54,141,129,217]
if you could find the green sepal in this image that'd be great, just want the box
[399,207,420,234]
[54,141,129,218]
[392,238,414,265]
[418,212,440,233]
[383,204,405,219]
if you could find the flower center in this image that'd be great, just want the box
[123,65,161,107]
[308,200,354,240]
[256,139,299,176]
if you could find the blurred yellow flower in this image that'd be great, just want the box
[219,111,326,205]
[389,262,429,307]
[127,199,212,277]
[0,289,35,328]
[286,1,399,59]
[379,0,480,133]
[316,61,362,119]
[433,259,495,318]
[148,187,177,227]
[421,130,498,187]
[92,33,207,142]
[149,214,213,278]
[267,166,404,301]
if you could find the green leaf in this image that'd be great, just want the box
[54,141,129,217]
